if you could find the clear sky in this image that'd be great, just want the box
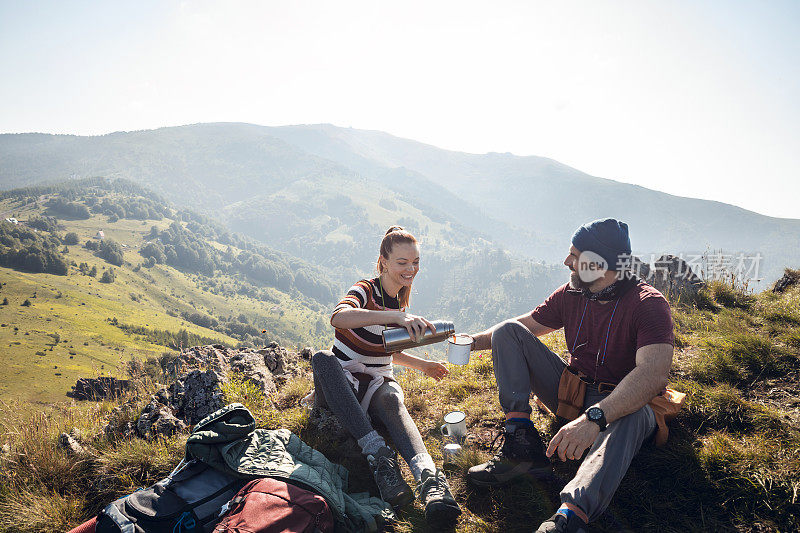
[1,0,798,219]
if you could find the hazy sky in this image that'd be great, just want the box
[1,1,798,218]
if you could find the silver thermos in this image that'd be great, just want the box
[381,320,455,353]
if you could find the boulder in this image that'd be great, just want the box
[68,376,130,400]
[229,351,276,395]
[57,431,86,456]
[773,269,800,293]
[650,254,705,303]
[170,368,227,425]
[136,399,187,440]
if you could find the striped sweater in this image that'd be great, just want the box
[331,277,403,367]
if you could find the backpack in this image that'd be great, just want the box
[95,459,247,533]
[214,477,334,533]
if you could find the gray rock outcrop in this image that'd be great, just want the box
[649,254,705,303]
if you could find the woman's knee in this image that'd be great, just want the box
[374,384,405,411]
[311,350,336,371]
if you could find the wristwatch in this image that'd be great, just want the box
[586,406,607,431]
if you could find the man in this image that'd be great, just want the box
[467,218,674,533]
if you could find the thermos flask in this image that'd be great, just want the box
[381,320,455,352]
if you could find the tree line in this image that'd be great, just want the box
[0,221,68,275]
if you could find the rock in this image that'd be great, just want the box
[258,345,288,375]
[99,342,306,439]
[68,376,131,400]
[627,255,651,280]
[136,399,187,440]
[172,368,226,425]
[773,269,800,293]
[650,254,705,304]
[309,406,361,460]
[300,347,313,360]
[68,427,84,443]
[57,432,86,456]
[230,351,276,395]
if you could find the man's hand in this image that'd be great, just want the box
[546,415,600,461]
[422,360,449,380]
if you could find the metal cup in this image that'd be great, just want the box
[446,334,472,365]
[440,410,467,443]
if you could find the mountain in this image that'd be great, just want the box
[1,123,797,289]
[263,124,800,283]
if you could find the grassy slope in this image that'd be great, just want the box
[0,197,333,405]
[1,264,798,531]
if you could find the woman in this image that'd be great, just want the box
[311,226,462,527]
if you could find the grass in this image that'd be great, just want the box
[1,267,800,531]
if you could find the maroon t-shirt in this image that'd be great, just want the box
[530,280,674,385]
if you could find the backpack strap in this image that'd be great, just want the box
[101,501,136,533]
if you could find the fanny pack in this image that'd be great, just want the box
[556,366,685,446]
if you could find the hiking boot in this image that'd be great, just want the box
[467,422,551,487]
[367,446,414,509]
[418,469,462,529]
[535,511,587,533]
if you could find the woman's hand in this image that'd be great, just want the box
[398,312,437,342]
[422,360,449,380]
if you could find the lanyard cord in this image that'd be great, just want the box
[570,297,621,374]
[571,300,590,354]
[598,298,621,367]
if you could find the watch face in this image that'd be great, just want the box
[587,407,602,420]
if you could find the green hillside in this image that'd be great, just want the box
[0,182,336,404]
[0,274,798,532]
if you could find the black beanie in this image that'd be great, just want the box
[571,218,631,271]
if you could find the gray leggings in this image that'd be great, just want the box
[311,350,427,464]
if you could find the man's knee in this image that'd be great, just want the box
[492,319,527,344]
[605,404,656,442]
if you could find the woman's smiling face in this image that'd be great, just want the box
[381,242,420,289]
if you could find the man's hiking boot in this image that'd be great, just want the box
[418,469,462,529]
[535,511,587,533]
[467,422,551,487]
[367,446,414,509]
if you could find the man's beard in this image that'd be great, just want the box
[569,270,594,291]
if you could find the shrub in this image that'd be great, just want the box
[708,280,755,310]
[63,232,79,245]
[100,268,116,283]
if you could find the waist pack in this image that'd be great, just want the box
[214,477,334,533]
[96,459,247,533]
[555,366,685,446]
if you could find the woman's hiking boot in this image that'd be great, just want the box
[467,422,551,486]
[418,469,462,528]
[535,510,588,533]
[367,446,414,509]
